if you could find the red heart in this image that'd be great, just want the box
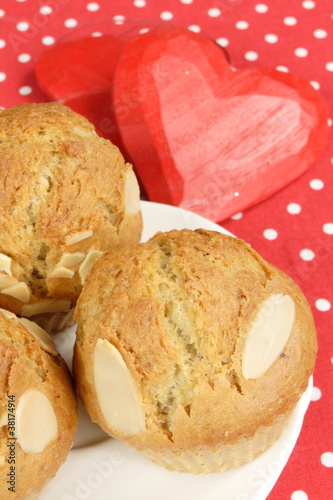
[112,27,329,221]
[35,35,126,147]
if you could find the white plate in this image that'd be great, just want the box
[40,201,312,500]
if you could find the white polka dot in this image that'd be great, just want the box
[216,38,229,47]
[91,32,102,37]
[302,1,316,9]
[326,62,333,72]
[18,53,31,63]
[19,85,32,96]
[310,386,322,401]
[300,249,315,261]
[0,9,5,17]
[295,47,308,57]
[315,298,331,312]
[134,0,146,6]
[291,491,308,500]
[310,384,324,405]
[321,452,333,467]
[64,18,78,28]
[231,212,243,220]
[255,4,268,13]
[328,118,332,126]
[265,34,278,43]
[323,223,333,235]
[208,8,221,17]
[284,16,297,26]
[0,72,6,82]
[0,40,6,49]
[39,5,53,15]
[309,178,324,190]
[87,2,100,12]
[314,29,327,39]
[245,51,258,61]
[42,36,55,46]
[263,229,278,240]
[188,25,201,33]
[236,21,249,30]
[16,21,30,32]
[276,66,289,72]
[180,0,193,3]
[113,15,125,24]
[287,203,301,214]
[160,11,173,21]
[139,28,149,34]
[310,81,320,90]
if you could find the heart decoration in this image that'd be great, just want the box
[36,35,126,148]
[36,27,329,221]
[112,27,329,221]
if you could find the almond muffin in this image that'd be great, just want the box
[0,308,78,498]
[0,102,142,329]
[73,229,317,474]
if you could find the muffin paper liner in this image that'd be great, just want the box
[137,410,293,475]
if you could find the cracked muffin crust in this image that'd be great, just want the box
[0,102,142,327]
[73,229,317,474]
[0,309,78,499]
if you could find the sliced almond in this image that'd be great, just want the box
[94,338,145,435]
[48,307,74,332]
[0,274,18,290]
[0,456,5,465]
[18,317,58,356]
[66,230,93,246]
[33,308,74,333]
[242,294,295,380]
[0,308,17,320]
[124,167,141,215]
[21,299,71,317]
[15,389,58,454]
[79,250,103,284]
[0,253,12,276]
[1,282,30,303]
[58,252,86,268]
[0,253,11,265]
[49,266,75,279]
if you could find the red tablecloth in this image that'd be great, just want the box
[0,1,332,498]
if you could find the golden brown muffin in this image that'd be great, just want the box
[0,102,142,328]
[0,308,78,498]
[73,229,317,474]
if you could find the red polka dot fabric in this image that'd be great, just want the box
[0,1,332,499]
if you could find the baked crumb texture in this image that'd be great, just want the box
[0,102,142,324]
[74,229,317,474]
[0,310,78,498]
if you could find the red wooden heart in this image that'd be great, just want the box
[35,36,126,147]
[112,27,329,221]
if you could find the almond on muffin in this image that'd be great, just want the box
[73,229,317,474]
[0,309,78,498]
[0,102,142,329]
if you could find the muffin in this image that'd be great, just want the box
[0,102,142,329]
[0,308,78,498]
[73,229,317,474]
